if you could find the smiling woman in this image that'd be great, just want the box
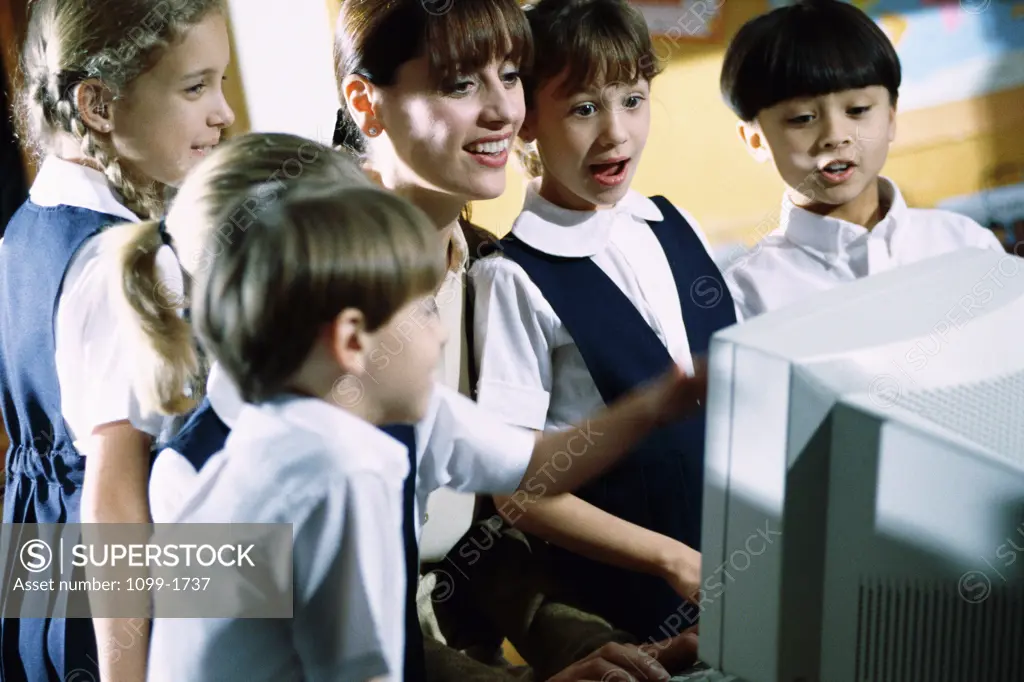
[330,0,546,675]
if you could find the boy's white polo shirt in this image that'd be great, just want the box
[151,365,534,546]
[469,179,715,432]
[147,394,410,682]
[149,363,243,523]
[724,177,1005,320]
[26,156,183,455]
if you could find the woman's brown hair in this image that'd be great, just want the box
[332,0,533,155]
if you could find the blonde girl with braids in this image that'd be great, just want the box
[0,1,233,680]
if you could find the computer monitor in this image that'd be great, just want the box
[700,248,1024,682]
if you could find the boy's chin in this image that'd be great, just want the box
[387,398,430,426]
[820,179,876,205]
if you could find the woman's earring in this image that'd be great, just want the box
[366,124,380,137]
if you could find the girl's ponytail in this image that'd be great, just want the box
[101,221,198,416]
[90,132,375,417]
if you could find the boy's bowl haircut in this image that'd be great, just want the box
[720,0,901,122]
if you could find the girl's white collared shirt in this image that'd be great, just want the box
[28,156,183,455]
[469,180,716,432]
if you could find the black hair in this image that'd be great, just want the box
[720,0,901,122]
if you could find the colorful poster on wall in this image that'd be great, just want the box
[770,0,1024,112]
[631,0,724,40]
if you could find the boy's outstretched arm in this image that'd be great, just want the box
[494,490,701,602]
[470,255,707,500]
[518,361,706,498]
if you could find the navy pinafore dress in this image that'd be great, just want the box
[494,197,736,641]
[0,202,125,681]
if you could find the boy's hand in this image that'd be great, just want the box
[659,542,702,605]
[648,358,709,426]
[641,626,700,675]
[546,642,671,682]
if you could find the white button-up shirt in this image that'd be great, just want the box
[149,363,243,524]
[147,395,410,682]
[422,267,478,562]
[724,177,1005,320]
[151,368,534,553]
[469,180,715,431]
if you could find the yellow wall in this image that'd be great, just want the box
[325,0,1024,245]
[326,0,341,23]
[223,24,252,139]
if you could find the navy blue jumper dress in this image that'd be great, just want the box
[0,202,124,681]
[493,196,736,641]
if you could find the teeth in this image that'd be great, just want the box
[467,139,509,154]
[824,162,851,172]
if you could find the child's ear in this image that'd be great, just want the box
[887,104,898,143]
[76,79,115,135]
[326,308,369,376]
[737,120,771,163]
[342,74,383,137]
[518,109,537,144]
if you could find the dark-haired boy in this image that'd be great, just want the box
[720,0,1003,319]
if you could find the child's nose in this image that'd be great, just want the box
[600,111,629,146]
[819,113,854,150]
[211,94,236,129]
